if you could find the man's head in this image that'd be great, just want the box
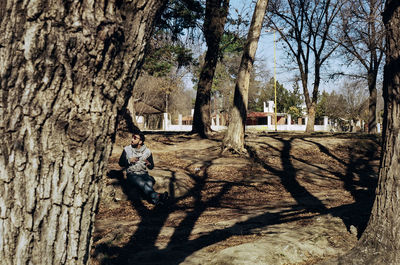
[131,132,145,147]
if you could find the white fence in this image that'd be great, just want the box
[164,124,227,132]
[163,124,331,132]
[246,124,331,132]
[141,113,332,132]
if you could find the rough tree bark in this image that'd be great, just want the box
[0,0,166,264]
[222,0,268,154]
[320,1,400,264]
[192,0,230,138]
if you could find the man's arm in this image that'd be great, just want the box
[118,149,129,168]
[145,153,154,170]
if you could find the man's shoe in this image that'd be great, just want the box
[155,192,169,206]
[159,192,169,203]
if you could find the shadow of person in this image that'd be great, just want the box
[96,174,172,264]
[106,169,149,215]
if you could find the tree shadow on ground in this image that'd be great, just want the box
[94,167,323,265]
[300,137,379,236]
[92,134,380,264]
[247,134,379,238]
[246,137,329,213]
[93,156,257,264]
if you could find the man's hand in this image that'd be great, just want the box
[129,157,139,163]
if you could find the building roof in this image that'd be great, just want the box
[135,102,163,115]
[182,116,193,121]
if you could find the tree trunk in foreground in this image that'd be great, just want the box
[0,0,166,264]
[192,0,230,138]
[320,1,400,264]
[222,0,268,154]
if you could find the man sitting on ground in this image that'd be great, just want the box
[118,132,168,205]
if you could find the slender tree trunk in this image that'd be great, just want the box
[222,0,268,154]
[305,60,321,133]
[366,0,382,134]
[0,0,166,264]
[192,0,230,138]
[298,61,315,133]
[367,70,378,133]
[320,1,400,264]
[305,103,316,132]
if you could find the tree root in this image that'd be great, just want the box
[221,144,249,157]
[317,244,400,265]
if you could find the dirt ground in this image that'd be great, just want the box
[90,131,381,265]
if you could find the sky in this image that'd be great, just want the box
[227,0,304,92]
[182,0,368,95]
[230,0,296,89]
[230,0,357,94]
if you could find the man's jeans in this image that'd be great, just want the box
[127,172,158,204]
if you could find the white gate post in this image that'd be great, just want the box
[163,113,169,130]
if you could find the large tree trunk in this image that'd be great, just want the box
[0,0,166,264]
[192,0,230,138]
[320,1,400,264]
[222,0,268,154]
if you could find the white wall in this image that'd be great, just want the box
[152,112,332,132]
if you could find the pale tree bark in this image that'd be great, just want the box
[305,71,319,132]
[222,0,268,154]
[192,0,230,138]
[305,102,316,132]
[319,1,400,264]
[0,0,166,264]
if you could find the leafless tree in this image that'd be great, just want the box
[334,0,385,133]
[133,74,166,113]
[128,70,192,129]
[268,0,343,132]
[322,91,346,120]
[340,79,369,125]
